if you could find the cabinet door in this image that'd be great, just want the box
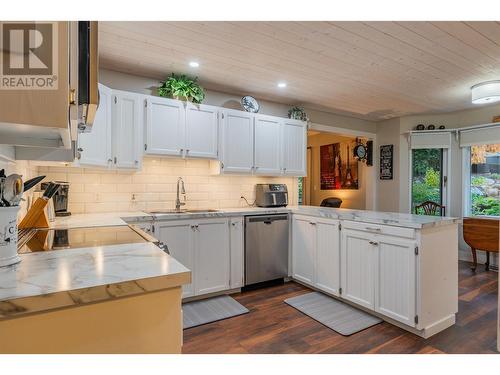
[112,90,142,169]
[292,215,316,286]
[156,220,195,298]
[315,219,340,296]
[254,114,282,175]
[375,235,417,327]
[195,218,230,295]
[78,84,112,167]
[281,119,306,176]
[229,217,244,289]
[145,96,185,157]
[341,229,376,310]
[185,103,218,159]
[220,109,254,174]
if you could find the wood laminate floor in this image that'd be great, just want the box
[183,261,499,354]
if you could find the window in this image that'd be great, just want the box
[411,148,447,215]
[468,144,500,217]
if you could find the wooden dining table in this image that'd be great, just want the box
[463,217,500,271]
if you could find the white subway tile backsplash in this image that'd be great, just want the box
[33,157,297,214]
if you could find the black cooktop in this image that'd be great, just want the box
[18,226,148,254]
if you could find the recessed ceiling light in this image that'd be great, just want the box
[277,82,287,88]
[471,80,500,104]
[189,61,200,68]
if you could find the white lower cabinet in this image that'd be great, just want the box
[155,218,232,298]
[156,220,195,298]
[340,228,417,326]
[194,218,230,295]
[375,235,417,327]
[292,215,340,295]
[340,229,376,310]
[229,217,244,289]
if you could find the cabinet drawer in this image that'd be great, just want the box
[342,220,415,239]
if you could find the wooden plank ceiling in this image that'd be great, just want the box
[99,21,500,121]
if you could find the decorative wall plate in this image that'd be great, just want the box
[241,95,260,113]
[354,143,367,161]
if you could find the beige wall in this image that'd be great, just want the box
[38,158,298,214]
[307,132,368,210]
[100,69,378,132]
[376,102,500,215]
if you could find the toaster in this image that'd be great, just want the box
[255,184,288,207]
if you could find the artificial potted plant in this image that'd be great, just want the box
[158,73,206,104]
[288,106,309,121]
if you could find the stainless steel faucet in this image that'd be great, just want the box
[175,177,186,211]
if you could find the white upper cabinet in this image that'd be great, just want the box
[219,109,254,174]
[185,103,219,159]
[254,114,282,175]
[281,119,307,176]
[78,84,112,167]
[144,96,185,157]
[112,90,143,169]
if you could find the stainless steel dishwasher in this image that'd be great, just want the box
[245,214,289,286]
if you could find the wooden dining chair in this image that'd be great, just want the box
[414,201,446,216]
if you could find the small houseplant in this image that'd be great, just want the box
[288,106,309,121]
[158,73,205,104]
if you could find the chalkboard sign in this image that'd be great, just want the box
[380,144,393,180]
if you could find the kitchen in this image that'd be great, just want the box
[1,7,500,370]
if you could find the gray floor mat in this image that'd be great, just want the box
[183,295,249,329]
[285,292,382,336]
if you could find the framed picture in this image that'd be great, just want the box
[320,142,358,190]
[380,144,393,180]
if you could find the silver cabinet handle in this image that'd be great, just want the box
[369,241,379,246]
[186,149,190,154]
[108,158,113,163]
[365,227,381,232]
[309,222,316,225]
[231,222,237,227]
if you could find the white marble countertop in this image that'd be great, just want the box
[0,242,190,320]
[49,206,459,230]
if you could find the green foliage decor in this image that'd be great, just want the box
[288,106,309,121]
[158,73,205,104]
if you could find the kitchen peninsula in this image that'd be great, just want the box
[1,205,459,353]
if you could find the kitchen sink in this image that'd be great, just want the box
[147,209,219,214]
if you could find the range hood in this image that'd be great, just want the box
[0,21,98,160]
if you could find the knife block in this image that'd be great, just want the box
[18,197,50,229]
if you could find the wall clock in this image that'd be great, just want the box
[354,143,367,161]
[241,95,260,113]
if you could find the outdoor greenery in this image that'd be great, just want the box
[158,73,205,103]
[411,149,442,214]
[470,144,500,217]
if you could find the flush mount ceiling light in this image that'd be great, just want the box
[471,80,500,104]
[277,82,287,88]
[189,61,200,68]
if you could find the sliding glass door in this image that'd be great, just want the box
[411,148,447,215]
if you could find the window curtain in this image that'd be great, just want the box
[459,124,500,147]
[410,132,451,149]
